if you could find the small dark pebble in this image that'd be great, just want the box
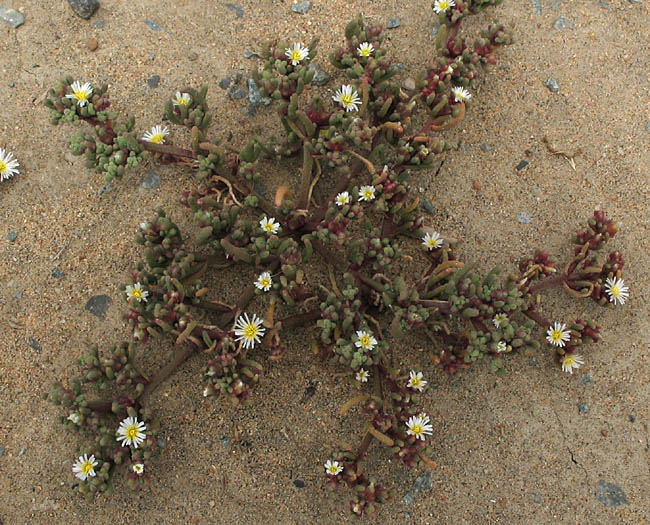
[529,359,536,367]
[243,50,260,59]
[219,77,233,90]
[224,3,244,17]
[219,436,231,452]
[247,78,271,108]
[308,62,330,85]
[90,18,104,28]
[28,337,42,353]
[66,0,99,20]
[187,51,198,61]
[52,268,65,279]
[645,121,650,132]
[578,402,589,414]
[581,374,593,385]
[517,212,532,225]
[157,438,167,448]
[16,290,22,299]
[431,21,441,37]
[147,75,160,89]
[142,171,161,189]
[86,38,98,52]
[97,183,112,196]
[300,383,317,403]
[480,143,493,152]
[387,18,401,29]
[544,77,559,93]
[162,112,168,121]
[515,160,529,171]
[628,414,635,422]
[421,200,435,215]
[229,86,246,100]
[531,493,542,504]
[412,471,431,492]
[85,295,112,320]
[0,445,5,457]
[291,1,312,14]
[8,81,15,88]
[8,231,17,242]
[596,480,629,507]
[553,16,573,31]
[144,18,163,31]
[293,480,306,488]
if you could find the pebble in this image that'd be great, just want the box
[515,160,529,170]
[18,447,26,455]
[307,62,330,85]
[581,374,593,384]
[645,121,650,132]
[293,480,306,488]
[8,81,15,87]
[431,21,441,37]
[66,0,99,20]
[157,438,167,448]
[403,78,416,91]
[97,183,112,196]
[147,75,160,89]
[578,402,589,414]
[142,171,161,189]
[480,144,493,152]
[85,295,112,320]
[86,38,99,51]
[553,17,573,31]
[219,77,233,90]
[517,212,532,224]
[628,414,635,422]
[243,50,260,59]
[531,493,542,504]
[403,471,431,504]
[387,18,401,29]
[247,78,272,108]
[29,337,42,353]
[544,77,559,93]
[595,481,629,507]
[224,3,244,17]
[0,4,25,28]
[300,383,317,403]
[52,268,65,279]
[0,446,5,457]
[421,200,435,215]
[220,436,231,452]
[144,18,162,31]
[253,178,267,197]
[291,1,312,14]
[90,18,104,28]
[187,51,198,61]
[229,86,246,100]
[8,231,17,242]
[530,0,543,15]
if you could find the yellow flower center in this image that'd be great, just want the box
[150,133,164,144]
[261,278,270,287]
[290,50,303,62]
[360,48,372,57]
[411,424,423,436]
[610,285,621,298]
[551,329,563,342]
[439,0,450,9]
[363,189,373,199]
[126,425,139,440]
[131,289,143,300]
[244,324,258,339]
[563,355,576,367]
[264,223,273,231]
[327,466,338,474]
[177,96,190,106]
[411,377,421,387]
[0,160,6,173]
[81,461,94,475]
[341,94,355,108]
[360,335,371,347]
[74,89,88,102]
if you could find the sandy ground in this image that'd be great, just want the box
[1,0,649,523]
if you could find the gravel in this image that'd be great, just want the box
[8,231,17,242]
[515,160,529,170]
[66,0,99,20]
[85,295,112,320]
[530,0,543,15]
[553,17,573,31]
[147,75,160,89]
[52,268,65,278]
[144,18,163,31]
[578,402,589,414]
[224,3,244,17]
[291,1,312,14]
[307,62,330,85]
[0,4,25,28]
[595,481,629,507]
[517,212,532,224]
[28,337,42,352]
[544,77,559,93]
[142,171,161,189]
[387,18,401,29]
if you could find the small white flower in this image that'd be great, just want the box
[422,232,443,250]
[73,454,98,481]
[255,272,273,292]
[203,386,210,397]
[139,222,150,230]
[65,81,93,107]
[355,330,377,352]
[284,42,310,66]
[493,313,508,328]
[561,354,584,374]
[452,86,472,103]
[604,277,629,306]
[420,147,430,156]
[260,216,280,235]
[496,341,507,353]
[433,0,456,13]
[333,84,362,112]
[142,125,170,144]
[357,42,374,57]
[335,191,351,207]
[234,313,266,349]
[358,185,376,202]
[67,412,81,425]
[407,371,427,392]
[406,413,434,441]
[172,91,192,106]
[355,368,370,383]
[324,459,343,476]
[126,282,149,303]
[132,463,145,475]
[116,416,147,448]
[0,148,20,181]
[546,322,571,348]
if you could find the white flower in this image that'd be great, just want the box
[604,277,629,306]
[355,330,377,352]
[406,413,433,441]
[284,42,310,66]
[452,86,472,103]
[142,125,170,144]
[234,313,266,349]
[355,368,370,383]
[172,91,192,106]
[132,463,145,475]
[260,216,280,235]
[67,412,81,425]
[65,81,93,107]
[126,282,149,303]
[493,313,508,328]
[333,84,362,112]
[116,416,147,448]
[357,42,374,57]
[422,232,443,250]
[561,354,584,374]
[407,371,427,392]
[0,148,20,181]
[433,0,456,13]
[496,341,507,353]
[255,272,273,292]
[203,386,210,397]
[358,185,376,202]
[546,322,571,348]
[324,459,343,476]
[73,454,98,481]
[335,191,351,207]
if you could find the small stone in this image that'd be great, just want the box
[247,78,271,107]
[431,21,441,37]
[144,18,162,31]
[29,337,42,353]
[553,16,573,31]
[472,180,481,191]
[628,414,635,422]
[86,38,98,51]
[219,77,233,90]
[515,160,529,171]
[645,121,650,132]
[220,436,231,452]
[97,183,112,196]
[229,86,246,100]
[225,3,244,17]
[16,290,22,299]
[403,78,416,91]
[307,62,330,85]
[0,446,5,457]
[596,481,629,507]
[300,383,317,403]
[387,18,401,29]
[253,179,267,197]
[157,438,167,448]
[187,51,198,61]
[8,81,15,87]
[147,75,160,89]
[578,402,589,414]
[601,429,608,437]
[582,374,593,385]
[412,472,431,492]
[544,77,559,93]
[517,212,532,225]
[293,479,306,488]
[0,4,25,28]
[403,492,415,504]
[291,1,312,14]
[85,295,112,320]
[421,200,435,215]
[52,268,65,279]
[8,231,17,242]
[530,0,543,15]
[531,493,542,504]
[66,0,99,20]
[529,359,537,367]
[90,18,104,28]
[142,171,161,189]
[243,50,260,59]
[480,144,493,152]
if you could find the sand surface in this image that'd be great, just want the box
[1,0,649,523]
